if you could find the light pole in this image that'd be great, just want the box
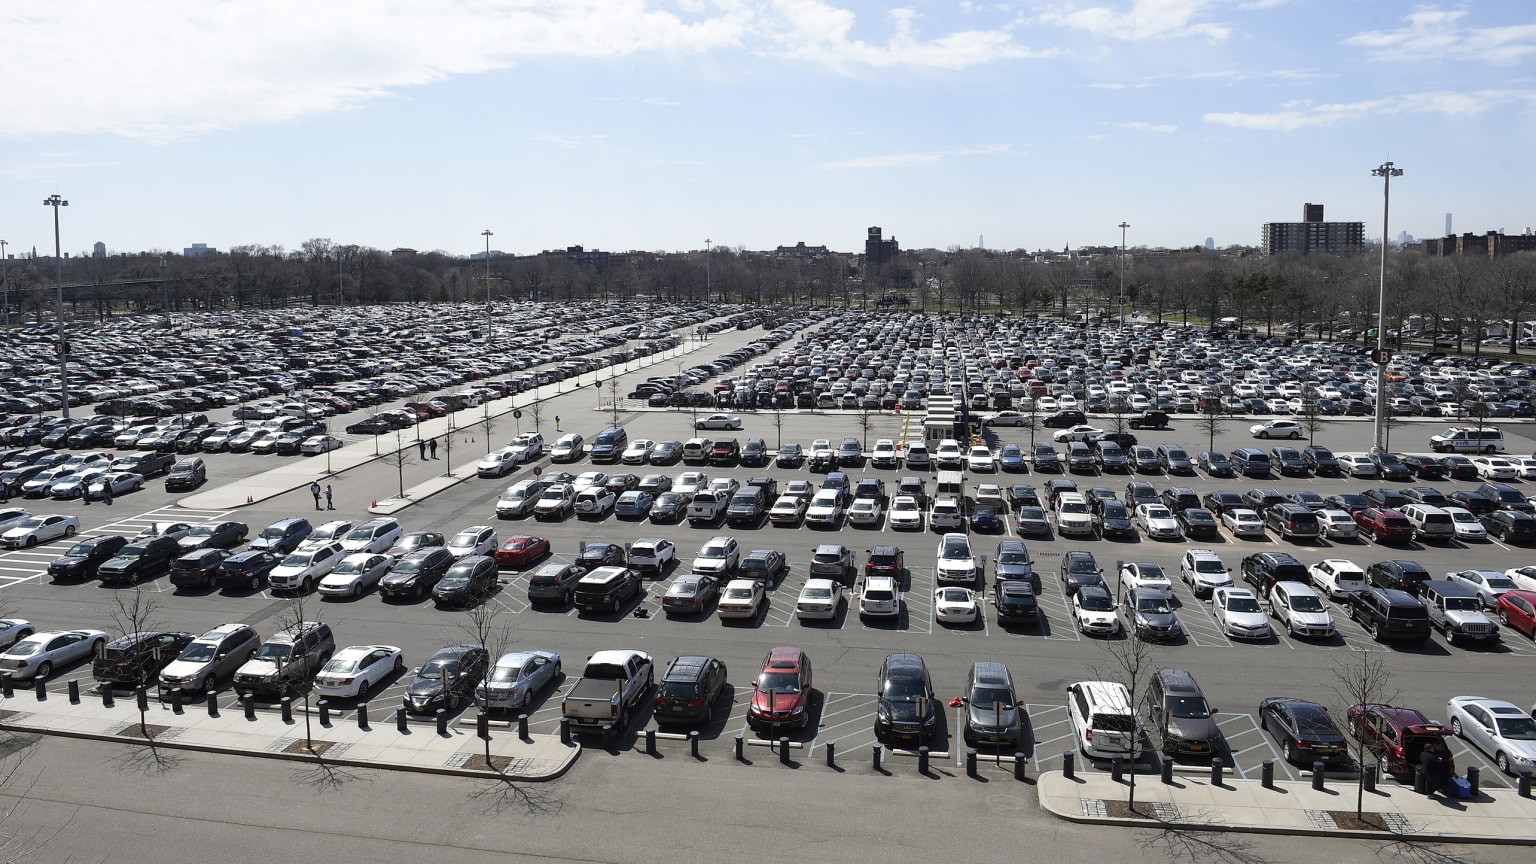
[482,229,493,346]
[1370,161,1404,455]
[0,238,8,327]
[704,239,712,302]
[1118,221,1130,327]
[43,195,71,419]
[336,247,344,306]
[160,256,171,330]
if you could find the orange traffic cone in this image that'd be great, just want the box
[246,495,253,504]
[371,500,377,508]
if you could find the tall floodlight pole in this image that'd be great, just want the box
[1370,162,1403,455]
[482,229,494,346]
[43,195,71,419]
[705,239,712,303]
[1118,221,1130,326]
[1,239,9,327]
[337,247,344,306]
[161,256,171,329]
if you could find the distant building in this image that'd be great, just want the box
[546,245,608,270]
[865,226,899,271]
[774,241,829,259]
[390,247,418,259]
[92,241,106,258]
[1204,237,1215,250]
[184,243,216,258]
[1260,203,1364,256]
[1421,230,1536,258]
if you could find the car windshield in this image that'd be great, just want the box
[1450,511,1477,523]
[251,643,291,662]
[882,679,929,702]
[1496,717,1536,740]
[332,561,361,575]
[321,657,354,674]
[1167,696,1212,719]
[490,665,524,684]
[940,542,970,560]
[1290,595,1326,613]
[64,542,95,557]
[1133,564,1166,579]
[970,686,1013,710]
[759,672,800,694]
[5,640,40,657]
[1487,577,1515,589]
[998,551,1029,565]
[1068,559,1097,575]
[419,660,456,681]
[451,532,478,547]
[1293,707,1336,735]
[280,552,314,567]
[1225,596,1262,614]
[1444,596,1481,611]
[259,527,287,540]
[178,642,217,662]
[1166,449,1187,459]
[1137,597,1173,614]
[701,546,729,560]
[1061,501,1088,514]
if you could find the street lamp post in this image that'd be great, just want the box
[161,256,171,330]
[337,247,344,306]
[43,195,71,419]
[705,239,712,302]
[482,229,494,347]
[0,239,9,327]
[1118,221,1130,327]
[1370,161,1404,455]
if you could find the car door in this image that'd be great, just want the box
[49,632,84,664]
[1464,704,1496,755]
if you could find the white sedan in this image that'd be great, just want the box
[621,440,654,464]
[1506,567,1536,592]
[716,579,766,619]
[888,496,924,530]
[475,448,522,478]
[1317,508,1358,539]
[847,498,882,526]
[1211,586,1272,639]
[1052,425,1104,443]
[1120,562,1174,598]
[448,525,498,558]
[87,472,145,497]
[1444,506,1488,541]
[934,586,980,624]
[0,514,79,549]
[966,446,996,472]
[695,414,743,431]
[0,629,108,680]
[1473,456,1520,480]
[317,552,393,598]
[1336,454,1378,478]
[1221,508,1265,537]
[314,645,404,699]
[0,619,34,651]
[1134,504,1183,540]
[300,435,345,455]
[795,578,844,620]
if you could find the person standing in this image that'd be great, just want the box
[555,416,561,432]
[1420,738,1453,796]
[324,483,334,510]
[103,481,113,506]
[310,480,322,511]
[418,438,427,460]
[429,437,438,459]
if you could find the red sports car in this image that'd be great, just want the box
[1496,590,1536,638]
[493,535,550,569]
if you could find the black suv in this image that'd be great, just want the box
[1349,588,1431,643]
[432,555,500,607]
[1201,490,1244,517]
[1043,410,1088,428]
[92,630,197,688]
[1241,551,1309,597]
[1159,487,1199,514]
[379,547,455,600]
[653,655,728,726]
[1302,446,1340,476]
[1475,482,1535,514]
[1059,550,1105,595]
[1365,559,1432,597]
[740,438,769,467]
[1269,447,1309,476]
[47,534,129,581]
[168,548,234,590]
[98,536,182,585]
[864,546,905,581]
[874,653,937,745]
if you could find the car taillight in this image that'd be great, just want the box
[1295,740,1311,749]
[1085,729,1092,742]
[610,702,618,717]
[687,699,703,708]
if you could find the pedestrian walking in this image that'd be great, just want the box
[324,484,334,510]
[83,486,91,505]
[103,482,113,506]
[310,480,322,511]
[555,416,561,432]
[418,439,427,460]
[429,437,438,459]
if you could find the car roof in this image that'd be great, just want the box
[882,652,927,678]
[971,661,1012,687]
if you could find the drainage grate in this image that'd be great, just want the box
[1305,810,1338,830]
[442,752,472,769]
[1381,812,1413,834]
[1080,798,1108,818]
[1151,802,1180,822]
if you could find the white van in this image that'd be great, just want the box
[1430,426,1504,454]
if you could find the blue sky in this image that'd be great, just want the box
[2,1,1534,258]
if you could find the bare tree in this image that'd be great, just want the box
[607,375,623,429]
[273,591,324,755]
[1329,651,1398,820]
[1086,634,1159,814]
[1194,396,1227,455]
[106,588,164,739]
[479,402,497,455]
[771,400,786,449]
[528,398,544,437]
[1024,392,1042,449]
[454,599,513,776]
[443,411,457,476]
[1105,396,1132,439]
[380,426,414,500]
[1299,397,1329,447]
[856,403,874,452]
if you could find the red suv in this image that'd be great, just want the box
[1353,507,1414,543]
[747,647,813,734]
[1345,703,1452,780]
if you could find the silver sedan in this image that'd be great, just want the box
[0,629,108,680]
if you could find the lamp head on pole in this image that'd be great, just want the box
[43,195,68,208]
[1372,162,1404,179]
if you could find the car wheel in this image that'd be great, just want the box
[23,537,35,548]
[249,575,261,592]
[1501,610,1511,625]
[356,680,370,699]
[1291,432,1300,440]
[34,661,52,680]
[1258,431,1269,439]
[1497,751,1511,774]
[302,577,315,594]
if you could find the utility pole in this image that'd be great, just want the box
[161,256,171,329]
[482,229,494,346]
[1118,221,1130,327]
[0,238,8,327]
[1370,162,1404,455]
[43,195,71,419]
[705,239,712,301]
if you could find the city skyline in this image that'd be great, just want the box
[2,1,1533,258]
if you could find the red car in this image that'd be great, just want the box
[1496,589,1536,638]
[746,646,813,735]
[1352,507,1414,543]
[1345,703,1453,780]
[493,535,550,569]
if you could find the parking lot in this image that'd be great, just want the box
[3,310,1536,795]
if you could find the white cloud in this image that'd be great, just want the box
[1203,90,1536,131]
[0,155,121,183]
[1344,7,1536,65]
[0,1,1051,140]
[1104,121,1178,133]
[819,144,1012,170]
[1039,0,1231,42]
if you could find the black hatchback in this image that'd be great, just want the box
[217,550,281,592]
[653,655,728,726]
[48,534,129,582]
[432,555,500,607]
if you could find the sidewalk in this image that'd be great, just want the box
[0,680,579,781]
[1038,768,1536,845]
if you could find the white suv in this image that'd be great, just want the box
[1249,420,1302,439]
[905,444,932,469]
[1053,492,1094,536]
[1179,549,1233,595]
[1067,680,1140,759]
[859,575,900,618]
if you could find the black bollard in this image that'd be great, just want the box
[734,733,744,762]
[919,746,930,774]
[67,679,79,704]
[435,708,447,735]
[243,693,256,720]
[1363,763,1377,793]
[1466,765,1479,797]
[280,696,293,723]
[1015,753,1028,782]
[1414,765,1428,795]
[872,744,882,771]
[1211,756,1224,786]
[1261,759,1275,789]
[689,730,700,759]
[1111,756,1124,783]
[779,737,791,765]
[1063,750,1075,780]
[477,712,489,740]
[357,703,369,730]
[101,684,114,708]
[560,717,571,746]
[518,713,529,740]
[396,706,409,733]
[318,699,330,727]
[1312,761,1326,791]
[1162,756,1175,785]
[137,686,149,711]
[206,689,218,717]
[1,675,11,698]
[33,678,45,701]
[1519,769,1532,798]
[645,727,656,755]
[170,687,183,714]
[966,748,978,778]
[825,740,836,768]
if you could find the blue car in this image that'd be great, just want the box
[998,444,1026,473]
[614,490,655,519]
[970,504,1003,533]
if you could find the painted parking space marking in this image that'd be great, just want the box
[1166,581,1233,648]
[1215,712,1297,782]
[806,691,879,758]
[1026,703,1076,775]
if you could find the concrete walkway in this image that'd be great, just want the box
[0,679,578,781]
[1038,767,1536,845]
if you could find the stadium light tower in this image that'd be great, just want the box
[43,194,71,419]
[1370,161,1403,454]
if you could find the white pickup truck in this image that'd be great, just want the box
[686,490,729,525]
[561,649,654,734]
